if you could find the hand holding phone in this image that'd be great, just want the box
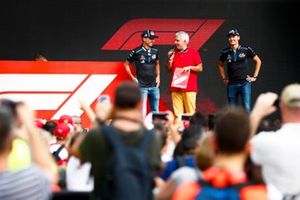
[98,95,110,104]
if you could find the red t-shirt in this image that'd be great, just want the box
[170,47,202,92]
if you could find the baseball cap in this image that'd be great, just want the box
[280,83,300,108]
[54,123,71,140]
[141,29,159,39]
[58,114,74,125]
[227,29,240,37]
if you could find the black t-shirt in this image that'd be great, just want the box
[219,45,256,84]
[127,46,159,87]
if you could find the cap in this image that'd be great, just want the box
[54,123,71,140]
[58,114,74,125]
[34,118,45,128]
[141,29,159,39]
[280,83,300,108]
[227,29,240,37]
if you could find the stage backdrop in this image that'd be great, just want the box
[0,0,299,125]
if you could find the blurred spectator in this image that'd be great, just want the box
[172,107,267,200]
[0,101,57,199]
[66,132,93,192]
[78,81,161,200]
[34,52,48,61]
[250,83,300,199]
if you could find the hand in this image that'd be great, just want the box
[182,66,192,72]
[156,76,160,87]
[133,77,138,84]
[95,100,112,122]
[168,49,174,62]
[246,75,257,82]
[252,92,278,118]
[223,78,229,84]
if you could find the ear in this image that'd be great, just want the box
[244,142,251,155]
[210,135,218,152]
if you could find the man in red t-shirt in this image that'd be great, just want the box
[167,31,203,121]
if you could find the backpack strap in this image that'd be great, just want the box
[198,178,251,190]
[101,125,153,151]
[101,125,124,148]
[52,144,65,161]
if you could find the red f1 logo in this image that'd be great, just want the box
[101,18,224,50]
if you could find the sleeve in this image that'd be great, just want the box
[126,49,136,63]
[172,181,200,200]
[193,49,202,65]
[79,129,103,163]
[219,50,227,61]
[156,49,160,61]
[247,46,256,58]
[250,132,271,165]
[149,131,162,174]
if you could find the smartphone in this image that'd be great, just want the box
[98,95,110,103]
[273,98,280,108]
[181,114,192,121]
[152,112,168,121]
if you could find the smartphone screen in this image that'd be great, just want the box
[181,114,192,121]
[152,112,168,121]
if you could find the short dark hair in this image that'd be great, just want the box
[42,120,57,135]
[0,108,13,153]
[114,81,141,109]
[215,107,250,154]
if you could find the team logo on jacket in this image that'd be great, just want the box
[239,53,246,58]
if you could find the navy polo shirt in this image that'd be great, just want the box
[219,45,256,84]
[127,46,159,88]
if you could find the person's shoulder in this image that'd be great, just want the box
[133,46,144,52]
[188,47,198,52]
[240,45,253,51]
[172,181,200,200]
[239,184,267,200]
[221,47,231,53]
[151,46,159,52]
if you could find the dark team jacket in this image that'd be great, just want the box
[219,45,256,84]
[127,46,159,87]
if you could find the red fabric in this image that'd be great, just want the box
[170,47,202,92]
[202,167,248,188]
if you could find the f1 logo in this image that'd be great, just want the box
[101,18,224,50]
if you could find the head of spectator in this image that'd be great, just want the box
[279,83,300,123]
[114,81,141,111]
[190,111,208,129]
[173,124,203,157]
[42,120,57,136]
[72,115,83,132]
[34,52,48,61]
[175,31,189,51]
[214,106,250,155]
[0,108,13,156]
[54,123,71,141]
[58,114,74,126]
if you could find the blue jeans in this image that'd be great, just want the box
[140,87,160,116]
[227,82,251,112]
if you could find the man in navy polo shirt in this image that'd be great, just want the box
[124,29,160,116]
[217,29,262,112]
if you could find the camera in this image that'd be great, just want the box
[181,114,192,121]
[152,112,168,121]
